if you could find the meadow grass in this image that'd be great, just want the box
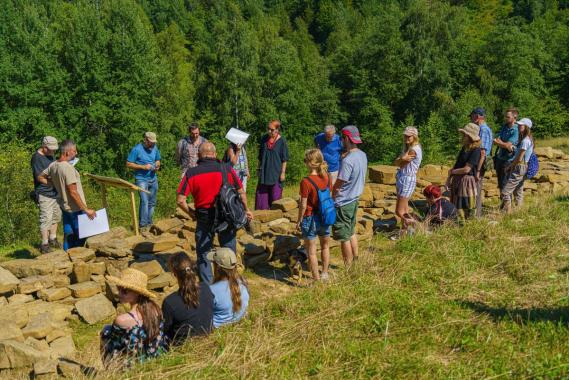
[59,194,569,379]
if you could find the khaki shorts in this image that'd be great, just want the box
[333,200,359,242]
[38,194,62,231]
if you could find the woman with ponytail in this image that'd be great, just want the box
[162,252,214,344]
[296,148,332,281]
[101,268,167,367]
[207,247,249,328]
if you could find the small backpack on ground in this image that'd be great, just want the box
[305,175,336,226]
[214,163,248,232]
[526,153,539,179]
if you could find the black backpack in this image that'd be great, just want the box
[214,163,248,232]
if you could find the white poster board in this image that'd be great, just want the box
[225,128,250,146]
[78,208,110,239]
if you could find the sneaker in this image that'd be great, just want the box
[49,238,62,249]
[320,272,330,282]
[40,243,52,254]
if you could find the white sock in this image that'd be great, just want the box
[42,239,49,245]
[49,234,57,241]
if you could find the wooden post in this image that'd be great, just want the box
[130,190,139,236]
[101,184,109,210]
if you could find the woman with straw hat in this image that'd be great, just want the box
[446,123,482,222]
[100,268,168,366]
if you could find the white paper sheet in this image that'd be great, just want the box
[225,128,250,146]
[78,208,110,239]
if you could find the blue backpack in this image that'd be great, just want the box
[526,153,539,179]
[305,175,336,226]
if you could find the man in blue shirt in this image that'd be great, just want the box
[470,107,493,217]
[127,132,161,232]
[493,108,519,193]
[314,125,343,184]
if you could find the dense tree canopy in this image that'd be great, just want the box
[1,0,568,173]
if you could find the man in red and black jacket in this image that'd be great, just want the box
[176,142,253,283]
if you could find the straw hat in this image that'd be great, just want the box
[106,268,155,299]
[458,123,481,142]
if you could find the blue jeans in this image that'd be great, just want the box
[195,208,237,284]
[301,214,330,241]
[63,210,86,251]
[135,178,158,228]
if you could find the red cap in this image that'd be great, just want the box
[341,125,362,144]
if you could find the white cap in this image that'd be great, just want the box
[518,118,533,129]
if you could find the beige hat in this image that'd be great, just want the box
[458,123,481,142]
[144,131,157,143]
[106,268,155,299]
[42,136,59,150]
[207,247,237,270]
[403,126,418,137]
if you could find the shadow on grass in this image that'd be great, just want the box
[4,247,36,260]
[459,301,569,325]
[555,195,569,203]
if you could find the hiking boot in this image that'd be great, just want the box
[40,243,52,254]
[49,238,62,249]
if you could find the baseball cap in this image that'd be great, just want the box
[470,107,486,117]
[403,126,418,137]
[207,247,237,270]
[517,117,533,129]
[341,125,362,144]
[458,123,481,142]
[42,136,59,150]
[144,132,157,143]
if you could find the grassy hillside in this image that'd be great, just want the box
[57,194,569,379]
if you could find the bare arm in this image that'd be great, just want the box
[296,197,308,228]
[37,172,50,185]
[393,150,416,167]
[227,148,238,166]
[476,150,486,176]
[176,194,189,215]
[126,161,151,171]
[238,188,253,220]
[67,183,96,219]
[280,161,287,182]
[449,165,473,176]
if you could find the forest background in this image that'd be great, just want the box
[1,0,569,247]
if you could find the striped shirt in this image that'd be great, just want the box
[398,144,422,177]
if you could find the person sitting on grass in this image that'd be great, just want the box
[296,148,333,282]
[501,118,534,214]
[447,123,482,223]
[162,252,214,344]
[101,268,167,367]
[423,184,457,227]
[393,126,422,236]
[207,247,250,328]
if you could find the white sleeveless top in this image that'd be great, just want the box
[398,144,422,177]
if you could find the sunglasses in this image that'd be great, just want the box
[267,128,278,132]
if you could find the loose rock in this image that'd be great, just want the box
[75,293,115,324]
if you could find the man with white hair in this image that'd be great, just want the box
[314,124,343,184]
[31,136,62,253]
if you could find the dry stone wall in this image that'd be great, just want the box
[1,146,567,376]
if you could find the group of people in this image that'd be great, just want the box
[30,108,535,366]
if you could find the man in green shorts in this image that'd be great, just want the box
[332,126,368,266]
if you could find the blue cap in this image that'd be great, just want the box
[470,107,486,117]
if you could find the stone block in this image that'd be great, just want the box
[49,335,76,358]
[0,304,29,328]
[75,293,115,324]
[368,165,397,185]
[34,359,58,375]
[147,272,175,290]
[130,260,164,279]
[38,287,71,302]
[0,322,24,342]
[67,247,96,263]
[25,337,50,352]
[17,275,54,294]
[284,209,299,223]
[96,238,133,258]
[86,226,128,250]
[134,235,180,253]
[89,262,107,276]
[1,260,54,279]
[67,281,101,298]
[58,359,82,378]
[52,274,71,288]
[360,185,373,203]
[0,340,50,369]
[534,146,554,159]
[270,198,298,211]
[0,266,20,293]
[72,262,91,283]
[21,312,53,339]
[151,218,184,234]
[8,293,34,306]
[20,300,73,322]
[252,209,283,223]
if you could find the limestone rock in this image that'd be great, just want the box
[534,146,554,159]
[0,340,51,369]
[17,275,54,294]
[46,329,69,344]
[360,185,373,203]
[0,304,29,328]
[52,274,71,288]
[270,198,298,211]
[147,272,176,290]
[89,262,107,275]
[35,251,72,274]
[67,281,101,298]
[49,336,76,358]
[284,209,299,223]
[96,238,133,258]
[0,266,21,293]
[58,359,82,378]
[134,235,180,253]
[8,293,34,306]
[25,337,50,352]
[151,217,184,234]
[38,287,71,302]
[368,165,397,185]
[21,312,53,339]
[1,259,54,278]
[67,247,96,263]
[0,322,24,342]
[72,262,91,283]
[0,296,6,306]
[34,358,58,375]
[252,209,283,223]
[86,226,128,250]
[175,206,193,220]
[130,260,164,279]
[75,293,115,324]
[20,300,73,322]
